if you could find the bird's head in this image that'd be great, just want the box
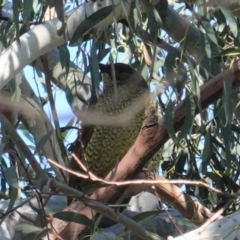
[99,63,147,88]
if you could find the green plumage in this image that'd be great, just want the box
[68,63,161,201]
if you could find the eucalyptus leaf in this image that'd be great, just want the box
[131,210,162,222]
[54,211,94,226]
[223,73,233,125]
[12,0,20,41]
[219,5,238,38]
[59,43,70,76]
[70,5,114,44]
[177,92,195,141]
[3,166,18,188]
[34,130,53,155]
[201,21,218,46]
[164,100,177,143]
[89,39,101,104]
[221,124,232,173]
[202,129,212,174]
[33,228,51,240]
[22,0,33,23]
[16,224,42,234]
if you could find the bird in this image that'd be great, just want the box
[68,63,161,203]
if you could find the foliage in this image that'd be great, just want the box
[1,0,240,239]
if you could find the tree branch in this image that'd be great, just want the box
[0,0,128,86]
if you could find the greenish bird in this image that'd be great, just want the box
[68,63,161,203]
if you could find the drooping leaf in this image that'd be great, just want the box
[205,172,221,187]
[70,5,114,44]
[12,0,20,41]
[59,43,70,76]
[219,5,238,38]
[202,129,212,174]
[221,124,232,173]
[164,48,179,82]
[164,100,177,143]
[222,173,240,192]
[154,0,168,23]
[199,33,210,76]
[60,118,75,139]
[33,228,51,240]
[34,130,53,155]
[177,92,196,141]
[187,60,200,102]
[140,0,162,39]
[16,224,42,234]
[223,73,233,125]
[217,47,240,58]
[54,211,94,226]
[201,21,218,45]
[0,185,18,224]
[131,210,163,222]
[89,39,101,104]
[3,166,18,188]
[22,0,33,23]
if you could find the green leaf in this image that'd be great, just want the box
[33,228,51,240]
[3,166,18,188]
[164,48,179,80]
[59,43,70,76]
[201,21,218,45]
[175,150,187,174]
[16,224,42,234]
[223,73,233,125]
[221,124,232,173]
[177,92,195,141]
[0,143,5,157]
[208,190,219,206]
[231,124,240,134]
[199,33,210,76]
[154,0,168,23]
[34,130,53,155]
[219,5,238,38]
[2,165,19,215]
[12,0,20,41]
[164,100,177,143]
[0,157,8,192]
[222,173,240,192]
[131,210,162,222]
[23,0,33,23]
[8,186,18,206]
[205,172,221,186]
[211,152,224,172]
[61,118,75,139]
[54,211,94,226]
[187,60,200,101]
[174,62,187,93]
[89,39,101,104]
[0,186,18,224]
[202,129,212,174]
[217,47,240,57]
[140,0,163,39]
[70,6,114,44]
[120,0,134,31]
[0,0,6,7]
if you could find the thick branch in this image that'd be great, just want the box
[0,0,128,86]
[153,175,214,225]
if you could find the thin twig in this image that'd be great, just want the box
[48,156,227,197]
